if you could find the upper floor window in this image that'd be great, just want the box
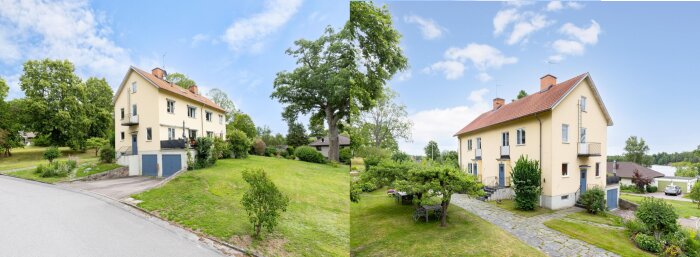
[562,163,568,176]
[562,124,569,143]
[580,127,587,143]
[166,99,175,114]
[168,128,176,140]
[120,132,125,140]
[120,108,124,120]
[595,162,600,177]
[146,128,152,141]
[219,114,224,124]
[187,106,197,118]
[467,139,472,151]
[132,104,137,116]
[476,138,482,149]
[501,132,509,146]
[205,111,213,122]
[516,128,526,145]
[188,129,198,139]
[131,82,137,93]
[580,96,587,112]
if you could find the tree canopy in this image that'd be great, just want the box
[355,88,412,150]
[228,112,257,139]
[424,141,440,161]
[624,136,651,166]
[165,72,196,89]
[84,77,113,139]
[0,77,24,156]
[517,90,528,99]
[206,88,236,122]
[286,121,308,148]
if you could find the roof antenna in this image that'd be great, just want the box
[546,59,558,74]
[495,84,503,99]
[161,52,167,70]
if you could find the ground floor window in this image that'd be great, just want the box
[189,129,198,140]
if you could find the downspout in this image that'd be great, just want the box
[535,113,542,167]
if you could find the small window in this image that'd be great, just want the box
[166,99,175,114]
[580,127,587,143]
[132,104,137,116]
[207,131,213,137]
[580,96,587,112]
[187,106,197,118]
[219,114,223,124]
[476,138,482,149]
[562,163,568,176]
[168,128,175,140]
[595,163,600,177]
[120,108,124,119]
[146,128,152,141]
[467,139,472,150]
[562,124,569,143]
[205,111,213,122]
[120,132,125,140]
[131,82,137,93]
[516,128,526,145]
[561,195,569,200]
[188,129,197,139]
[474,163,478,175]
[501,132,509,146]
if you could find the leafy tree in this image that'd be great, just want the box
[673,162,699,177]
[391,151,411,163]
[206,88,236,122]
[286,121,308,148]
[43,146,60,163]
[631,169,652,193]
[83,78,113,139]
[511,156,542,210]
[99,146,115,163]
[688,183,700,208]
[356,88,412,149]
[0,78,23,156]
[86,137,109,156]
[624,136,650,166]
[227,129,251,159]
[636,197,678,239]
[517,90,528,99]
[165,72,196,89]
[241,168,289,238]
[424,140,440,161]
[228,112,256,139]
[441,150,458,167]
[212,136,231,159]
[193,137,215,169]
[307,118,327,139]
[252,138,266,156]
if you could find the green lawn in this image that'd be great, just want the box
[5,158,116,184]
[132,156,349,257]
[351,190,545,257]
[0,146,97,171]
[621,194,700,218]
[351,157,365,172]
[487,199,554,217]
[6,168,69,184]
[544,219,654,257]
[564,211,623,227]
[75,162,122,177]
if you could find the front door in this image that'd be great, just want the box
[498,164,505,187]
[132,134,138,155]
[580,169,587,194]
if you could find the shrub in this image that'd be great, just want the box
[579,187,606,214]
[350,181,362,202]
[664,230,690,252]
[286,154,295,160]
[264,147,278,157]
[253,138,266,156]
[34,164,45,174]
[86,137,109,157]
[634,233,663,253]
[99,146,115,163]
[294,146,325,164]
[213,137,232,159]
[33,134,51,147]
[339,147,351,164]
[37,161,74,178]
[391,151,411,163]
[363,155,383,171]
[625,219,648,236]
[192,137,216,169]
[663,244,682,257]
[43,146,60,163]
[647,185,658,193]
[279,149,289,158]
[241,168,289,238]
[688,183,700,207]
[510,156,542,211]
[636,197,679,237]
[227,129,251,159]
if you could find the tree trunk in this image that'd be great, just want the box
[255,223,261,238]
[326,107,340,162]
[440,199,450,227]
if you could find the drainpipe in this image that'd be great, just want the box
[535,113,542,167]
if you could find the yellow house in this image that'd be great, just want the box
[454,73,618,210]
[113,66,226,177]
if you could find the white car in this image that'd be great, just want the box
[664,185,682,196]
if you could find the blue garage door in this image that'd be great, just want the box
[607,188,618,210]
[162,154,182,177]
[142,154,158,176]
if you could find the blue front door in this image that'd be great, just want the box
[607,188,618,210]
[498,164,505,187]
[132,134,138,154]
[580,169,587,194]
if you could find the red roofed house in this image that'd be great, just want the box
[113,67,226,177]
[454,73,618,209]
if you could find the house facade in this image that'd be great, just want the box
[608,161,665,187]
[113,66,226,177]
[455,73,617,210]
[309,135,350,158]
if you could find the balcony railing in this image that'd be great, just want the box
[475,148,482,160]
[161,139,187,149]
[121,114,139,126]
[578,142,601,157]
[606,175,621,185]
[500,145,510,159]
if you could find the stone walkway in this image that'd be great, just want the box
[452,194,619,257]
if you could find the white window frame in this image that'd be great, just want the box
[205,111,213,122]
[166,99,175,114]
[562,124,569,143]
[516,128,526,145]
[595,162,601,177]
[206,131,213,137]
[131,82,137,93]
[120,132,125,141]
[218,114,223,124]
[120,108,124,120]
[187,106,197,118]
[580,96,587,112]
[467,139,472,151]
[132,104,137,116]
[476,138,482,149]
[168,128,175,140]
[562,163,569,177]
[580,127,587,143]
[146,127,152,141]
[501,132,509,147]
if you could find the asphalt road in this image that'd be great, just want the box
[0,175,225,257]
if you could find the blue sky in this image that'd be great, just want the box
[377,1,700,155]
[0,0,347,135]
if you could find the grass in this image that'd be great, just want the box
[75,162,122,178]
[565,211,623,227]
[487,199,554,217]
[351,190,545,257]
[544,219,655,257]
[132,156,349,257]
[351,157,364,172]
[621,194,700,218]
[0,146,97,171]
[4,159,120,184]
[6,168,69,184]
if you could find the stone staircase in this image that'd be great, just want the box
[478,186,514,201]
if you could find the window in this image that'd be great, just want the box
[120,108,124,119]
[562,163,568,176]
[476,138,482,149]
[580,96,587,112]
[561,195,569,200]
[188,129,198,139]
[516,128,526,145]
[207,131,213,137]
[131,82,137,93]
[474,163,478,175]
[595,163,600,177]
[146,128,152,141]
[468,163,472,174]
[562,124,569,143]
[120,132,125,140]
[580,127,587,143]
[219,114,223,124]
[168,128,176,140]
[166,99,175,114]
[187,106,197,118]
[205,111,213,122]
[467,139,472,151]
[131,104,137,116]
[501,132,509,146]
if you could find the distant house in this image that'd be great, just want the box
[18,131,36,146]
[607,161,664,186]
[655,177,697,193]
[309,135,350,158]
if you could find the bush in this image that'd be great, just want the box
[241,168,289,238]
[579,187,606,214]
[663,244,682,257]
[350,181,362,202]
[364,155,383,171]
[510,156,542,211]
[391,151,411,163]
[279,149,289,158]
[37,160,74,178]
[213,137,232,159]
[339,148,351,164]
[294,146,325,164]
[33,134,51,147]
[99,146,115,163]
[193,137,215,169]
[264,147,278,157]
[227,129,251,159]
[636,197,679,237]
[647,185,658,193]
[664,230,690,251]
[43,146,60,163]
[625,219,648,236]
[634,233,663,253]
[253,138,266,156]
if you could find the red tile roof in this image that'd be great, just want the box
[607,162,664,178]
[454,73,588,136]
[130,66,225,112]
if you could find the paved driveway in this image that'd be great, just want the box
[60,176,164,200]
[0,175,224,257]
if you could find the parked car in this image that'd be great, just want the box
[664,185,682,196]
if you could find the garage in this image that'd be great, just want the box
[656,177,696,194]
[162,154,182,177]
[142,154,158,176]
[606,188,618,210]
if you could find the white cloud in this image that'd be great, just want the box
[404,15,445,40]
[476,72,493,82]
[400,88,491,155]
[222,0,302,53]
[560,20,601,45]
[546,1,563,11]
[546,1,584,12]
[505,1,535,8]
[423,61,465,80]
[506,13,552,45]
[445,43,518,70]
[552,39,585,55]
[567,2,584,10]
[547,54,564,63]
[191,33,210,47]
[0,0,133,87]
[396,69,412,82]
[493,9,519,35]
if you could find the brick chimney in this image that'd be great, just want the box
[152,67,167,79]
[540,74,557,91]
[493,98,505,110]
[188,84,199,95]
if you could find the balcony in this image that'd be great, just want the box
[578,142,601,157]
[121,114,139,126]
[161,139,187,149]
[500,145,510,159]
[606,175,621,185]
[475,148,482,160]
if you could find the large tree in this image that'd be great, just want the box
[0,77,23,156]
[424,140,440,161]
[206,88,236,122]
[286,121,308,148]
[227,112,256,139]
[357,88,411,149]
[165,72,196,89]
[83,77,113,139]
[624,136,650,166]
